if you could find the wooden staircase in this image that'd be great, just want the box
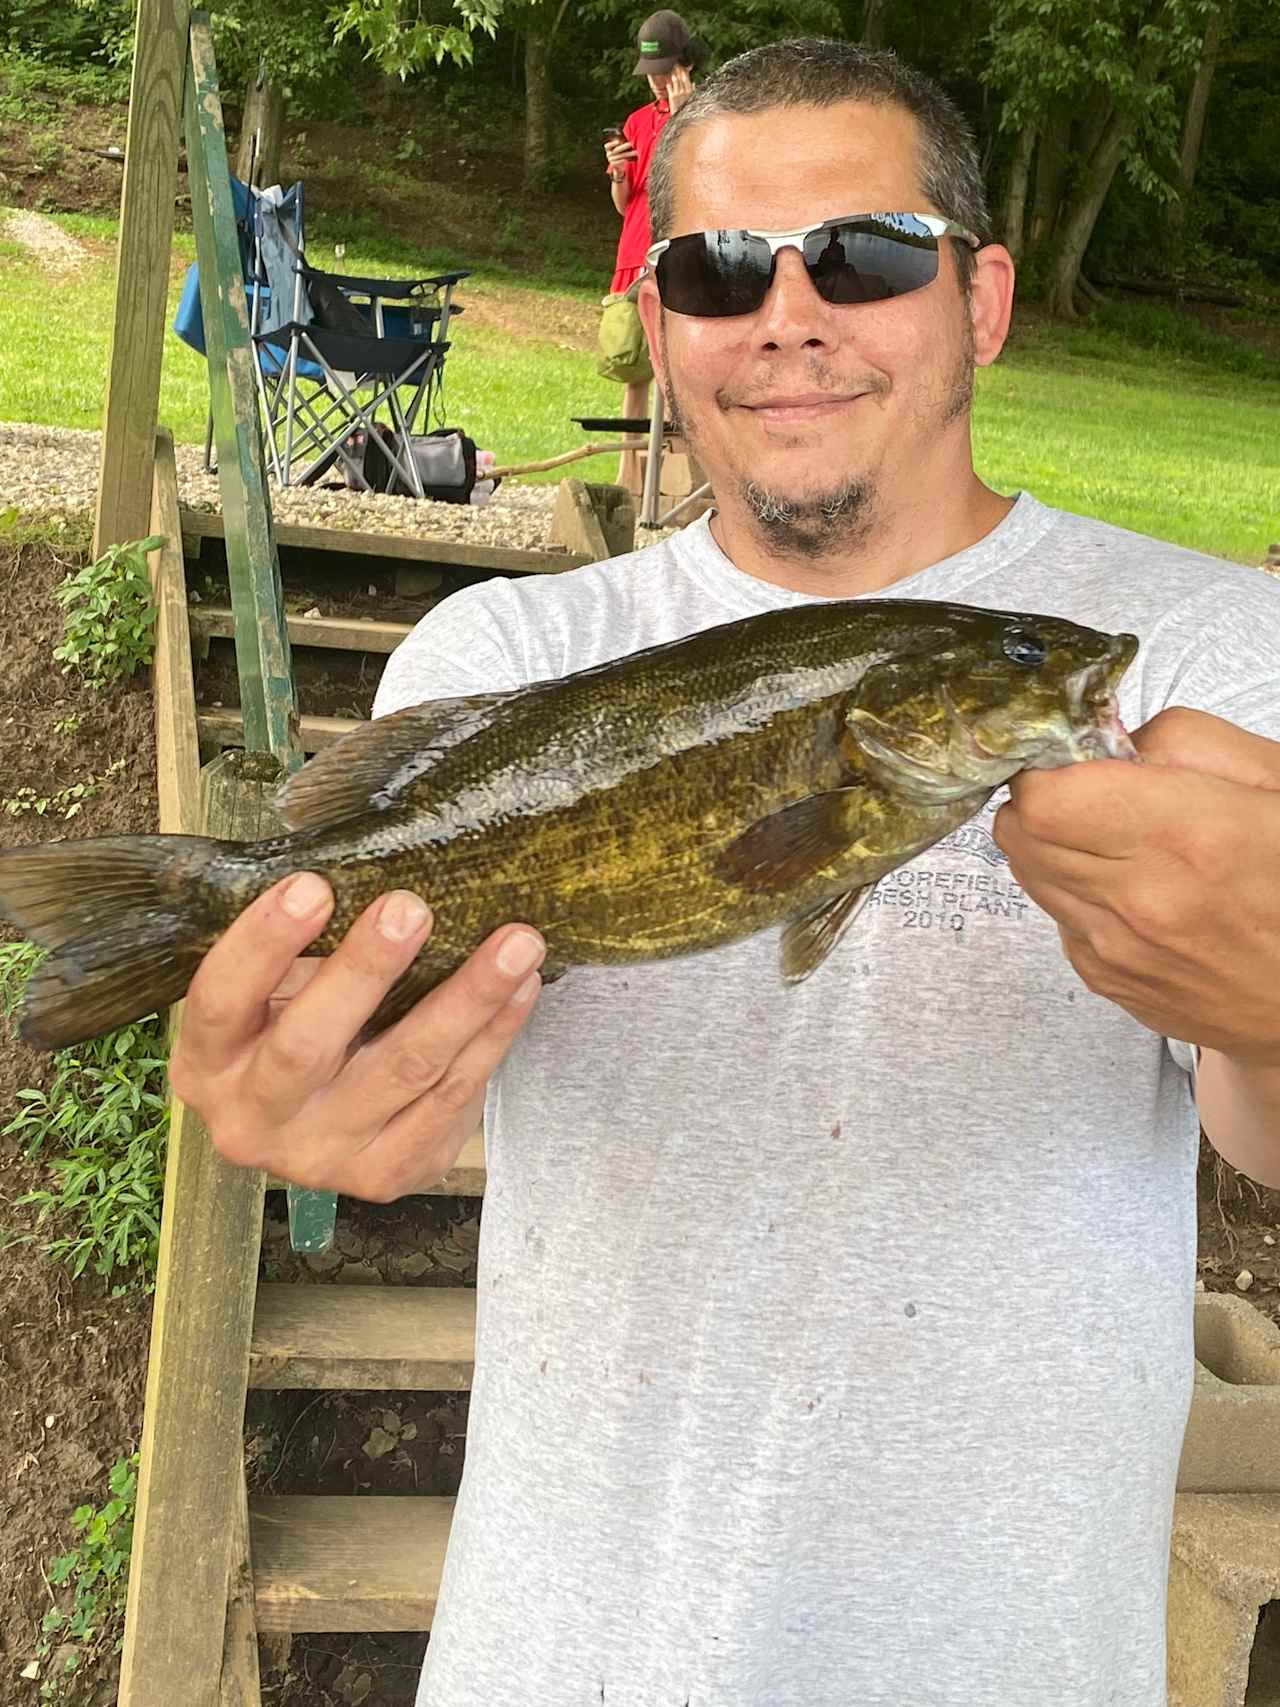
[128,442,586,1700]
[247,1151,481,1635]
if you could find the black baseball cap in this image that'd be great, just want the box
[633,10,692,76]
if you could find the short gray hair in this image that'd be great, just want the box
[648,38,991,290]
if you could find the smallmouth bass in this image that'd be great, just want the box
[0,597,1138,1050]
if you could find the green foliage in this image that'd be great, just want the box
[0,3,132,75]
[52,537,161,686]
[1087,300,1279,376]
[3,759,127,822]
[34,1452,138,1699]
[331,0,503,77]
[1,942,169,1283]
[0,50,128,122]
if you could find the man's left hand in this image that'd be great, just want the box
[993,707,1280,1065]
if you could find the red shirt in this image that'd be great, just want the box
[613,99,672,272]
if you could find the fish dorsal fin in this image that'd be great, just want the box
[780,884,877,984]
[276,690,514,830]
[715,788,868,893]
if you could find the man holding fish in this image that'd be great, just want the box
[8,35,1280,1707]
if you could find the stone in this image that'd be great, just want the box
[1180,1292,1280,1493]
[1168,1493,1280,1707]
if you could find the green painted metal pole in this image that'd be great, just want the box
[183,12,298,769]
[184,16,335,1250]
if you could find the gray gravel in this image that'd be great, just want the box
[0,420,564,551]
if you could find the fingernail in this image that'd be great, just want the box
[378,891,431,942]
[281,872,332,919]
[496,929,543,978]
[510,972,541,1006]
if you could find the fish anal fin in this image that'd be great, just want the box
[277,690,515,830]
[715,789,867,894]
[780,884,877,984]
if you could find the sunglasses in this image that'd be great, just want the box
[645,211,982,318]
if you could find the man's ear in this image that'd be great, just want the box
[969,242,1016,368]
[636,276,667,398]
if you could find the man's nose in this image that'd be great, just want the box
[753,246,838,353]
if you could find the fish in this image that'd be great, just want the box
[0,597,1139,1052]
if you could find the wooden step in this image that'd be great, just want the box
[198,706,358,752]
[180,505,590,577]
[266,1127,485,1197]
[250,1283,475,1390]
[250,1494,453,1632]
[190,604,412,655]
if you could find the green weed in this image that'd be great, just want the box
[34,1452,138,1700]
[3,759,126,821]
[1,942,169,1284]
[52,536,161,685]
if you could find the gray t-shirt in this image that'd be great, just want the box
[371,494,1280,1707]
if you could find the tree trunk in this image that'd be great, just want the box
[1029,108,1068,249]
[1170,4,1225,237]
[236,73,286,188]
[1000,123,1037,260]
[1044,106,1135,317]
[861,0,889,47]
[523,28,552,190]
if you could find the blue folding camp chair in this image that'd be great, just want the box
[174,175,470,491]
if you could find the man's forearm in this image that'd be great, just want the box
[1197,1048,1280,1186]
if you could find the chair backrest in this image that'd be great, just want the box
[235,177,309,336]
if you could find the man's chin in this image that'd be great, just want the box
[741,475,876,560]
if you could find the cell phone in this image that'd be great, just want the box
[602,125,624,141]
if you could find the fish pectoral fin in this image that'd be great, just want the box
[277,690,518,830]
[715,789,867,894]
[780,884,877,984]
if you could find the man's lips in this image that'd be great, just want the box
[735,392,867,422]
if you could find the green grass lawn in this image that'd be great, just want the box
[1,214,1276,562]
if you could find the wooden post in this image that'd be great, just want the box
[184,12,298,769]
[149,429,202,830]
[94,0,192,556]
[117,753,284,1707]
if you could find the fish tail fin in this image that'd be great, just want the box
[0,834,221,1050]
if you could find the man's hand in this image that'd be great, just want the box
[993,708,1280,1064]
[168,874,545,1201]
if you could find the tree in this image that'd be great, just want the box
[985,0,1219,315]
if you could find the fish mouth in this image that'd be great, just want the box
[1061,650,1139,762]
[948,644,1140,772]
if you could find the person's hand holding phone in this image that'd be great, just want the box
[603,127,637,180]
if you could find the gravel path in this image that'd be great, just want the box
[1,209,90,274]
[1,421,570,550]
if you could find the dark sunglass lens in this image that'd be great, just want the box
[803,214,940,305]
[658,230,773,317]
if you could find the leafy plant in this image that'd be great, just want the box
[1,945,169,1283]
[51,535,161,686]
[34,1452,138,1700]
[3,758,126,820]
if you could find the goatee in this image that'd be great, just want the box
[740,477,874,558]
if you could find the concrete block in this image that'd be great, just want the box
[1180,1293,1280,1492]
[1168,1493,1280,1707]
[549,479,635,560]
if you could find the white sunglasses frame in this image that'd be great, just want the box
[644,210,983,300]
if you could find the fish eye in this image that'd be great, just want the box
[1002,630,1047,668]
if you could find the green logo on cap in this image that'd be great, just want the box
[640,39,660,53]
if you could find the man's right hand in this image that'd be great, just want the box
[168,872,545,1201]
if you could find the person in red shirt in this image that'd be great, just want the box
[603,10,695,487]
